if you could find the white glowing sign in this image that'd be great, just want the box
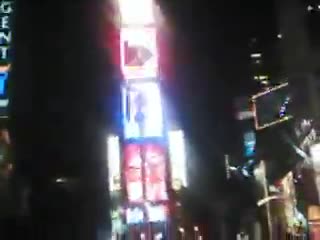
[168,130,187,190]
[145,203,167,222]
[311,143,320,172]
[122,81,163,139]
[107,135,121,191]
[119,0,155,25]
[0,1,12,62]
[126,207,144,224]
[120,28,158,79]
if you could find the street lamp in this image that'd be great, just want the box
[179,227,185,240]
[194,226,199,240]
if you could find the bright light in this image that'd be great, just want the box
[168,130,187,190]
[145,203,167,222]
[179,227,184,233]
[55,178,67,183]
[250,53,262,58]
[277,33,283,39]
[194,226,199,231]
[119,0,155,25]
[120,27,158,79]
[140,233,146,240]
[126,207,144,224]
[310,143,320,171]
[107,135,121,191]
[122,82,164,139]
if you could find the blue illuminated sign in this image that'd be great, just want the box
[0,71,8,96]
[243,131,256,158]
[122,81,164,140]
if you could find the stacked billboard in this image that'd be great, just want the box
[118,0,170,227]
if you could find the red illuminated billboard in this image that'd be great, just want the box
[124,143,168,203]
[124,144,143,202]
[120,28,158,79]
[144,144,168,201]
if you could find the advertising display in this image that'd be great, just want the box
[144,144,168,201]
[0,1,12,110]
[119,0,155,25]
[126,207,144,224]
[124,143,168,203]
[168,130,187,190]
[243,131,256,158]
[120,28,158,79]
[122,81,163,139]
[145,203,167,222]
[124,144,143,202]
[107,135,121,192]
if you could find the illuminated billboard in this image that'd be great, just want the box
[107,135,121,191]
[124,144,144,202]
[0,1,13,110]
[168,130,187,190]
[126,207,144,224]
[124,143,168,203]
[144,144,168,201]
[243,131,256,158]
[119,0,155,25]
[122,81,164,139]
[120,28,158,79]
[145,203,167,222]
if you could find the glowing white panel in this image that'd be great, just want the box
[126,207,144,224]
[168,130,187,190]
[145,203,167,222]
[119,0,155,25]
[122,82,163,139]
[311,143,320,172]
[107,135,121,191]
[120,28,158,79]
[0,99,8,107]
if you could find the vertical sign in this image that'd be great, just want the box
[0,1,13,109]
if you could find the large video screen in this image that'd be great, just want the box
[124,144,143,202]
[120,28,158,79]
[144,144,168,202]
[252,83,292,130]
[119,0,155,25]
[124,143,168,203]
[122,81,164,139]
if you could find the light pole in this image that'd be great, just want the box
[179,227,185,240]
[194,226,199,240]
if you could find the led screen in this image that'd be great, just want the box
[168,130,187,190]
[120,28,158,79]
[119,0,155,25]
[253,83,292,130]
[124,144,143,202]
[107,135,121,191]
[126,207,144,224]
[243,131,256,158]
[124,143,168,203]
[144,144,168,201]
[145,203,167,222]
[122,81,163,139]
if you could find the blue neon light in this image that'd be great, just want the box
[0,71,8,96]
